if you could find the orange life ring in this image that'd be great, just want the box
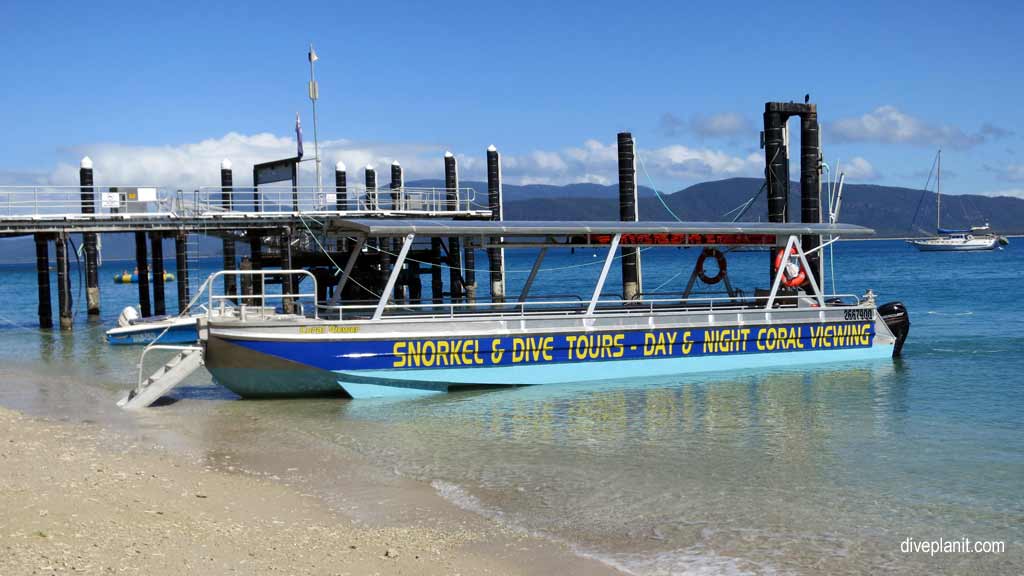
[696,248,727,285]
[774,246,806,287]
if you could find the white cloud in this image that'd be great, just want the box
[46,133,452,189]
[38,132,764,191]
[659,112,752,139]
[837,156,880,181]
[828,106,1012,149]
[980,188,1024,198]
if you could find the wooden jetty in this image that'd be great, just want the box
[0,148,508,329]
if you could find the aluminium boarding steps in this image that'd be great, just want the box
[117,345,204,410]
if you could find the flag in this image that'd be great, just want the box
[296,113,304,159]
[308,45,318,63]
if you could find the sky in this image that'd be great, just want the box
[1,0,1022,197]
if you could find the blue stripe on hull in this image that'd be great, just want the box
[334,344,893,399]
[106,324,198,345]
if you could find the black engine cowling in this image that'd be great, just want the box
[878,301,910,356]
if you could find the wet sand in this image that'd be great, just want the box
[0,406,619,575]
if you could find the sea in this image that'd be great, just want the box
[0,239,1021,575]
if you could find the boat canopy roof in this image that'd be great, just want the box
[326,218,875,238]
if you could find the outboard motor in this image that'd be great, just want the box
[878,301,910,356]
[117,305,140,328]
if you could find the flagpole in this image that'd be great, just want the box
[308,44,321,195]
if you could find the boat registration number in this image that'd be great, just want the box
[843,309,873,321]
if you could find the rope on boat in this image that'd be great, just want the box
[635,143,683,222]
[297,213,381,298]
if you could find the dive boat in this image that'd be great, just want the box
[195,219,911,399]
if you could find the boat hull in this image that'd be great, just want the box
[204,314,897,399]
[908,238,999,251]
[106,320,198,345]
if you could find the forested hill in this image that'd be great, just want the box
[424,178,1024,237]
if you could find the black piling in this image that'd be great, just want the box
[175,231,190,313]
[55,234,72,330]
[390,161,405,302]
[279,228,295,313]
[79,157,100,316]
[249,233,263,304]
[486,145,505,303]
[335,161,347,211]
[221,159,233,210]
[763,101,821,287]
[800,105,822,288]
[431,238,443,304]
[617,133,641,301]
[763,104,790,280]
[390,161,403,210]
[365,165,377,211]
[763,105,790,224]
[408,260,422,304]
[444,152,463,302]
[221,160,237,300]
[151,233,166,316]
[34,234,52,329]
[134,232,151,317]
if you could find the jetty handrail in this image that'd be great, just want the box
[193,185,482,214]
[0,185,166,217]
[315,292,866,321]
[206,270,319,320]
[0,184,489,220]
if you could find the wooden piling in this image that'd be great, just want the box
[617,132,641,301]
[175,231,189,313]
[55,234,72,330]
[134,232,152,317]
[151,233,166,316]
[34,233,53,328]
[444,152,463,302]
[486,145,506,303]
[80,157,100,316]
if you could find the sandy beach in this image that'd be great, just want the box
[0,405,618,575]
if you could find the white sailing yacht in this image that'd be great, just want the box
[908,150,1002,251]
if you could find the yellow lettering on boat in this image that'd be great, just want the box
[680,331,693,355]
[393,341,407,368]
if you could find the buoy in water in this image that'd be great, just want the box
[112,272,175,284]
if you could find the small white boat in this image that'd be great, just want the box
[909,150,1004,252]
[106,306,203,345]
[908,230,999,251]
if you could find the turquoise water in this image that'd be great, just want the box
[0,240,1021,574]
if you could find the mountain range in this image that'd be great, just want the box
[412,177,1023,238]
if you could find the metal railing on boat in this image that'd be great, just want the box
[314,293,865,321]
[207,269,319,320]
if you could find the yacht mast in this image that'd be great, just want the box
[936,148,942,231]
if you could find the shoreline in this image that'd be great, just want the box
[0,404,620,575]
